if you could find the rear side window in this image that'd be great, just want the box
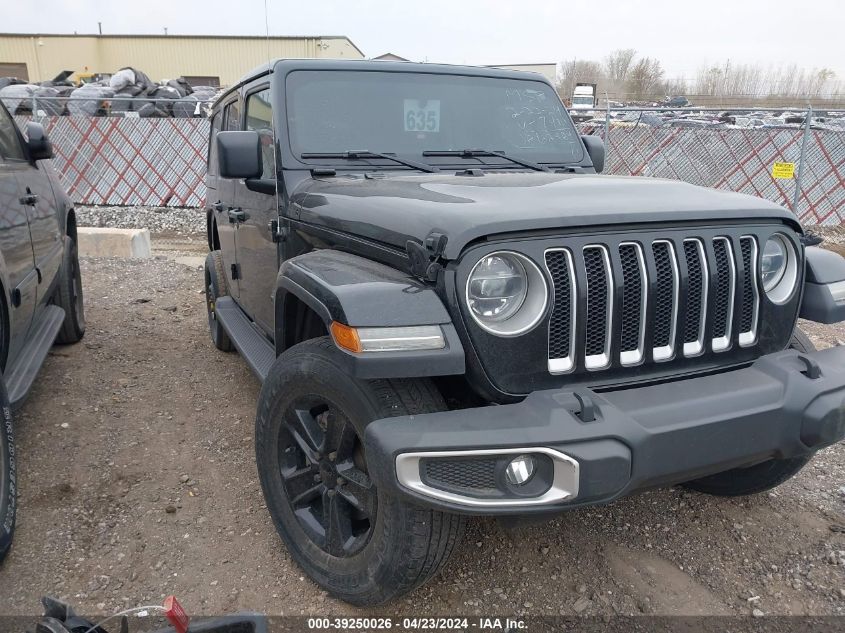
[207,109,223,175]
[0,103,26,161]
[245,88,274,179]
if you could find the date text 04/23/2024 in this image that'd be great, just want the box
[306,617,527,631]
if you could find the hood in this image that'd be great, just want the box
[291,172,798,260]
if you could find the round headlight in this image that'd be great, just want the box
[761,234,798,305]
[466,252,548,337]
[761,236,787,292]
[467,254,527,322]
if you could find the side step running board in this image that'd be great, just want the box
[6,305,66,410]
[214,296,275,381]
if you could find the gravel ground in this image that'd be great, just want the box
[0,254,844,619]
[75,205,206,235]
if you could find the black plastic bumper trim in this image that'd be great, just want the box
[364,345,845,515]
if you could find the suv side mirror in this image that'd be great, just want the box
[581,135,605,173]
[217,131,262,179]
[25,122,54,161]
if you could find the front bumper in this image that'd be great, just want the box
[364,346,845,515]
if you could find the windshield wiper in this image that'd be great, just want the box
[301,150,440,173]
[422,149,551,172]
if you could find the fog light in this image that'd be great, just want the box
[505,455,536,486]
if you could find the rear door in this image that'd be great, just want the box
[204,107,223,246]
[212,97,242,299]
[232,85,278,335]
[0,104,38,364]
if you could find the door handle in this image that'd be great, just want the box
[19,194,38,205]
[228,209,247,224]
[212,200,225,212]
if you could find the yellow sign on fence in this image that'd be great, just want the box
[772,162,796,179]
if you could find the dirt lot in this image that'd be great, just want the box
[1,250,845,618]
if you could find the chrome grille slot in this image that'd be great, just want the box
[619,243,647,366]
[682,239,708,357]
[738,236,759,347]
[583,246,612,370]
[545,249,576,374]
[543,230,758,374]
[651,240,679,361]
[712,237,736,352]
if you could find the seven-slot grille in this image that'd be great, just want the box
[545,236,760,373]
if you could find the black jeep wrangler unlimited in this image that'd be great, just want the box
[204,60,845,605]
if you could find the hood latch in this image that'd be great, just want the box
[406,232,448,283]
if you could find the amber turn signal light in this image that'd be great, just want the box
[330,322,363,353]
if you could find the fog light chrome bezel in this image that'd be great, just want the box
[395,447,579,508]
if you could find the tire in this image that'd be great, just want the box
[788,327,816,354]
[0,377,16,564]
[255,337,465,606]
[682,327,817,497]
[55,235,85,344]
[205,251,233,352]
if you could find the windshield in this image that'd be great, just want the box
[286,70,584,166]
[572,96,594,106]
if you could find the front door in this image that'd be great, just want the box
[232,86,279,335]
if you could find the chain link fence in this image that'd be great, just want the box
[14,98,210,208]
[577,107,845,225]
[9,99,845,227]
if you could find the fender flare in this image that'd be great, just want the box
[275,250,465,379]
[799,246,845,324]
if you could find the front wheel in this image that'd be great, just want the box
[255,337,464,606]
[682,328,816,496]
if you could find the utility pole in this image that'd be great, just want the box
[98,22,102,35]
[792,106,813,214]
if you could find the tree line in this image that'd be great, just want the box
[557,49,844,103]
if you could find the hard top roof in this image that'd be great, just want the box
[213,58,554,106]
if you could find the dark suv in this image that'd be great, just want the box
[0,100,86,562]
[203,59,845,605]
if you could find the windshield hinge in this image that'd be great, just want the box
[406,232,448,283]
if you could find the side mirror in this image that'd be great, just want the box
[581,135,605,173]
[217,131,262,179]
[25,122,54,161]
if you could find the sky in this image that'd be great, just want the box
[3,0,843,81]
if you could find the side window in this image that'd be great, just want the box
[207,109,223,176]
[224,100,241,131]
[0,104,26,162]
[245,88,274,180]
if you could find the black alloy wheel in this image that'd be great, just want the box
[278,395,376,557]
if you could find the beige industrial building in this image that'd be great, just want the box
[0,33,365,87]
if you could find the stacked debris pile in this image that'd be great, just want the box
[0,67,220,118]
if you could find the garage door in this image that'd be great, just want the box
[0,63,29,81]
[184,75,220,88]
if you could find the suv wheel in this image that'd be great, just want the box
[204,251,233,352]
[256,337,465,606]
[682,328,816,496]
[55,235,86,344]
[0,377,16,563]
